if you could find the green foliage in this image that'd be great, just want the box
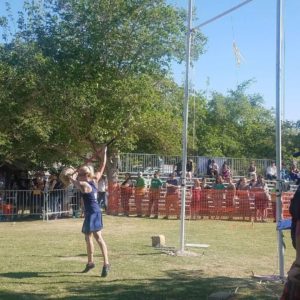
[0,0,206,169]
[194,81,277,159]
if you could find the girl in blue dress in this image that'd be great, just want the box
[69,146,110,277]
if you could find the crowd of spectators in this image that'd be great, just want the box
[1,158,299,221]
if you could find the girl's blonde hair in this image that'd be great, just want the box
[79,165,96,179]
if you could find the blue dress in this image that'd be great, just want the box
[81,181,103,234]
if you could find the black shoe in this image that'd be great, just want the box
[101,264,110,277]
[82,263,95,273]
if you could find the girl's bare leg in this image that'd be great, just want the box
[85,233,94,264]
[93,230,109,265]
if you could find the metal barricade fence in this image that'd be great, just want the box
[119,153,272,177]
[0,188,82,221]
[0,186,294,222]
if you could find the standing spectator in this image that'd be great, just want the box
[252,175,270,222]
[186,159,194,180]
[225,177,236,217]
[280,185,300,298]
[120,173,133,216]
[135,172,146,217]
[98,175,108,210]
[248,161,257,177]
[49,174,63,219]
[164,173,179,219]
[190,178,201,219]
[266,162,277,180]
[146,171,163,218]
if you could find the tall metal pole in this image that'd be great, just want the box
[179,0,193,253]
[275,0,285,279]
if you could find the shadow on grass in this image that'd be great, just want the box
[0,269,284,300]
[71,269,283,300]
[0,291,47,300]
[0,271,73,279]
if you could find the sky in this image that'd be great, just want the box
[168,0,300,122]
[1,0,299,122]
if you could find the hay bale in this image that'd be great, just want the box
[151,235,165,247]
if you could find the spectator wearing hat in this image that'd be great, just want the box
[135,172,146,217]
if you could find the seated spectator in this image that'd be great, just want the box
[249,174,257,189]
[290,163,300,182]
[206,159,212,176]
[221,162,231,179]
[236,177,249,190]
[208,159,219,177]
[248,161,257,177]
[186,159,194,180]
[225,177,236,192]
[266,162,277,180]
[200,177,211,189]
[213,176,225,190]
[280,163,291,181]
[174,161,182,177]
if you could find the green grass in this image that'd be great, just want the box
[0,216,295,299]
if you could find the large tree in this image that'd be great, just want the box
[194,81,276,159]
[0,0,207,171]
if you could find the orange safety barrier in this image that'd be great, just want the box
[2,204,13,215]
[107,182,120,216]
[105,182,295,221]
[282,192,294,219]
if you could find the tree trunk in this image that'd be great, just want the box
[106,151,120,215]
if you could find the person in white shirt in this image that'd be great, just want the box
[98,175,108,209]
[266,162,277,180]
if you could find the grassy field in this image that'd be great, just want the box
[0,216,295,300]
